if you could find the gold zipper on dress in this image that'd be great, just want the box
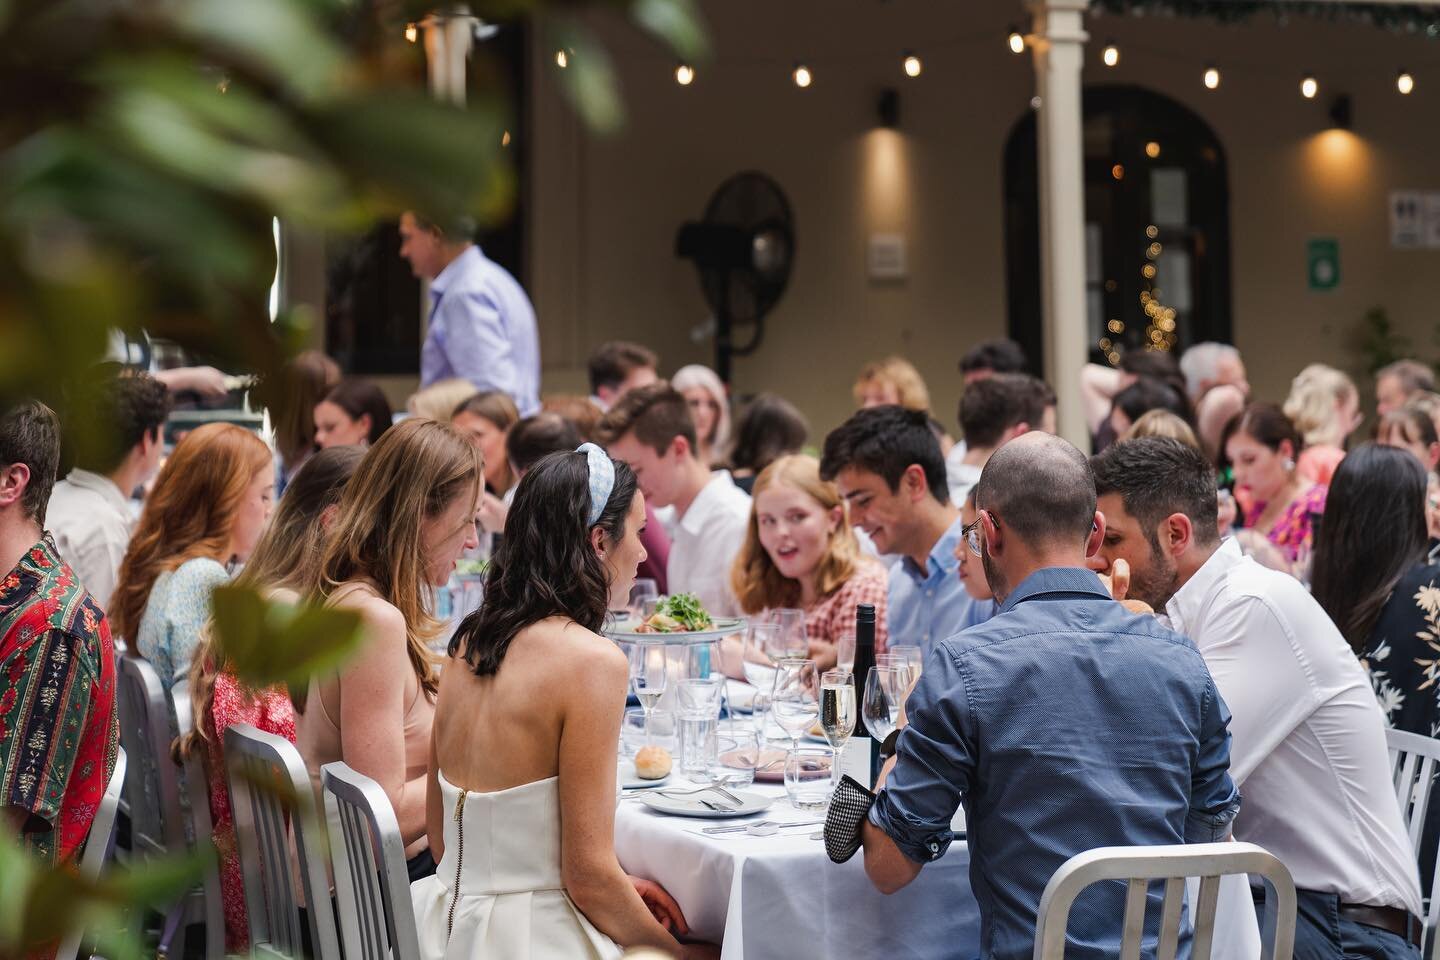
[446,790,466,942]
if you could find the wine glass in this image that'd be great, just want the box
[891,644,924,686]
[628,642,669,743]
[629,578,659,621]
[820,669,855,786]
[742,623,782,717]
[862,665,902,744]
[876,654,914,697]
[770,658,819,753]
[835,631,857,675]
[771,608,809,659]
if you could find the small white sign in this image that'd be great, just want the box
[1426,193,1440,249]
[1391,191,1426,248]
[868,233,908,280]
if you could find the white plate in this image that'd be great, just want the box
[618,758,671,789]
[606,617,747,645]
[639,789,772,819]
[726,680,757,714]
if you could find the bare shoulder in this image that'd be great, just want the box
[520,618,627,685]
[333,588,406,639]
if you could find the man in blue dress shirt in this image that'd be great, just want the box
[400,211,541,416]
[860,433,1240,959]
[820,405,994,652]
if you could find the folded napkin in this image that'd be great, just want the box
[823,775,875,864]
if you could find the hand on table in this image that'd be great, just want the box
[630,876,689,936]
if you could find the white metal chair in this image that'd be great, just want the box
[171,685,226,960]
[56,747,126,960]
[1032,842,1297,960]
[1386,726,1440,958]
[224,723,340,960]
[321,761,422,960]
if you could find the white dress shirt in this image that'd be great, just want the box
[1165,538,1423,915]
[46,468,135,610]
[666,471,751,618]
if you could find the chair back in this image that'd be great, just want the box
[56,748,126,960]
[171,686,225,960]
[224,723,340,960]
[115,656,185,855]
[1033,842,1296,960]
[1386,727,1440,958]
[321,762,422,960]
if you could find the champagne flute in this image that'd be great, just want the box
[835,631,857,675]
[820,669,856,787]
[862,666,901,744]
[629,642,668,743]
[771,608,809,659]
[770,658,820,753]
[742,623,782,721]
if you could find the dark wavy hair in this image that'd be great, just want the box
[1311,443,1430,653]
[451,449,638,675]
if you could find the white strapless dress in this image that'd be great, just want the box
[411,773,621,960]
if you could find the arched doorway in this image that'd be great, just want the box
[1004,85,1232,372]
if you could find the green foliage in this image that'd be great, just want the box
[211,585,366,689]
[1352,306,1413,376]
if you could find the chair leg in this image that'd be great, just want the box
[155,901,186,960]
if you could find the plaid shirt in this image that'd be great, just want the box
[0,536,118,866]
[803,559,891,656]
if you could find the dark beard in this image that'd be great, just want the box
[1129,541,1181,610]
[980,541,1009,604]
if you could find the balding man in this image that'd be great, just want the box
[1181,342,1250,462]
[850,434,1240,959]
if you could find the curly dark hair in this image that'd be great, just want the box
[450,449,638,675]
[68,366,171,474]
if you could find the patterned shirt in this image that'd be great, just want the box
[1242,483,1327,566]
[800,559,891,656]
[0,536,119,866]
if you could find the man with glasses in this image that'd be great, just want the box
[847,433,1240,959]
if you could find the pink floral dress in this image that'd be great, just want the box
[1243,484,1328,566]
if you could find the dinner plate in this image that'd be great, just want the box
[618,758,671,789]
[639,789,772,819]
[605,617,748,645]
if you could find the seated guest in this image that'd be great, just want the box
[958,338,1028,385]
[1080,349,1190,448]
[452,391,520,540]
[1092,437,1424,958]
[268,349,339,490]
[297,418,482,880]
[0,401,118,870]
[853,356,930,411]
[112,423,274,687]
[173,446,362,952]
[1105,377,1191,444]
[417,447,716,960]
[1121,408,1201,448]
[1225,402,1327,567]
[672,364,731,468]
[728,393,809,495]
[952,489,997,613]
[850,433,1239,959]
[588,341,659,411]
[1180,342,1250,463]
[406,377,476,424]
[49,368,170,608]
[314,378,392,450]
[507,412,584,478]
[731,455,890,669]
[543,393,603,440]
[599,383,751,617]
[947,373,1051,506]
[1284,363,1361,486]
[1378,402,1440,473]
[1376,359,1436,419]
[821,406,987,651]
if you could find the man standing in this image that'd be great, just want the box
[0,401,119,868]
[599,383,750,617]
[850,433,1239,959]
[399,211,540,416]
[821,406,988,650]
[48,369,169,609]
[1092,437,1423,959]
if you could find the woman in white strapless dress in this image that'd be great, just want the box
[412,445,719,960]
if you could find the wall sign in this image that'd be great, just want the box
[1307,237,1340,292]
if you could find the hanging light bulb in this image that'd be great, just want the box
[903,52,922,78]
[1102,41,1119,68]
[1398,69,1415,95]
[675,63,695,86]
[405,22,418,43]
[501,130,511,148]
[1007,27,1025,55]
[793,63,812,88]
[1301,74,1318,99]
[555,49,569,69]
[1203,64,1220,89]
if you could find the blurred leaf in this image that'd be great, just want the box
[162,0,347,100]
[212,585,366,689]
[547,19,625,135]
[631,0,709,61]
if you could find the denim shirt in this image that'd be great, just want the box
[887,514,995,652]
[869,567,1239,960]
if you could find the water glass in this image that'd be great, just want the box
[771,659,819,749]
[622,707,675,757]
[629,578,659,619]
[784,747,832,811]
[862,666,901,743]
[771,608,809,658]
[835,631,857,674]
[712,722,764,787]
[742,623,782,711]
[677,677,723,777]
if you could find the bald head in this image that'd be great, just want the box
[974,432,1096,551]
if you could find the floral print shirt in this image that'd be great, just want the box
[1362,562,1440,736]
[1242,483,1328,566]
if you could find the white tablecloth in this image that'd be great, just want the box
[614,779,1262,960]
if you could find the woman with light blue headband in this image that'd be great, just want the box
[417,445,720,960]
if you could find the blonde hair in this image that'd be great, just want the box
[407,378,477,423]
[731,455,863,612]
[1121,409,1201,449]
[1283,363,1358,448]
[671,364,732,463]
[302,418,482,707]
[853,356,931,412]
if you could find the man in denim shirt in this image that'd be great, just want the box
[861,434,1240,959]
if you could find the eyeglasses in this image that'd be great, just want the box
[961,511,991,558]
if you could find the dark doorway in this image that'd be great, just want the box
[1004,85,1232,374]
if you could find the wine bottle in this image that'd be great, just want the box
[853,602,878,783]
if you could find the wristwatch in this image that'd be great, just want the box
[878,728,901,762]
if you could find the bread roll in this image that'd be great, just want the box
[633,745,672,780]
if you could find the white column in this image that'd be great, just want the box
[424,6,475,106]
[1029,0,1090,448]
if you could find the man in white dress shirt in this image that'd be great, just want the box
[400,211,541,416]
[1091,437,1423,959]
[599,383,750,618]
[47,369,169,609]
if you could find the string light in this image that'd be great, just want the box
[1007,27,1025,55]
[1203,64,1220,90]
[501,130,511,147]
[1301,74,1318,99]
[675,63,695,86]
[1102,41,1119,68]
[1398,69,1415,95]
[555,49,569,69]
[792,63,812,88]
[903,52,922,78]
[405,22,418,43]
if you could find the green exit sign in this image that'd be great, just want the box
[1308,237,1340,292]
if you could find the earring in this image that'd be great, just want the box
[1283,457,1295,473]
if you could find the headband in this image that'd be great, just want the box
[577,442,615,527]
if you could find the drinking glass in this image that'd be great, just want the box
[629,578,659,620]
[835,631,857,674]
[771,608,809,658]
[622,707,675,758]
[876,653,915,697]
[629,642,669,742]
[677,677,723,777]
[742,623,782,716]
[712,721,764,787]
[820,669,856,787]
[771,659,819,751]
[862,665,902,743]
[891,644,924,685]
[784,747,832,811]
